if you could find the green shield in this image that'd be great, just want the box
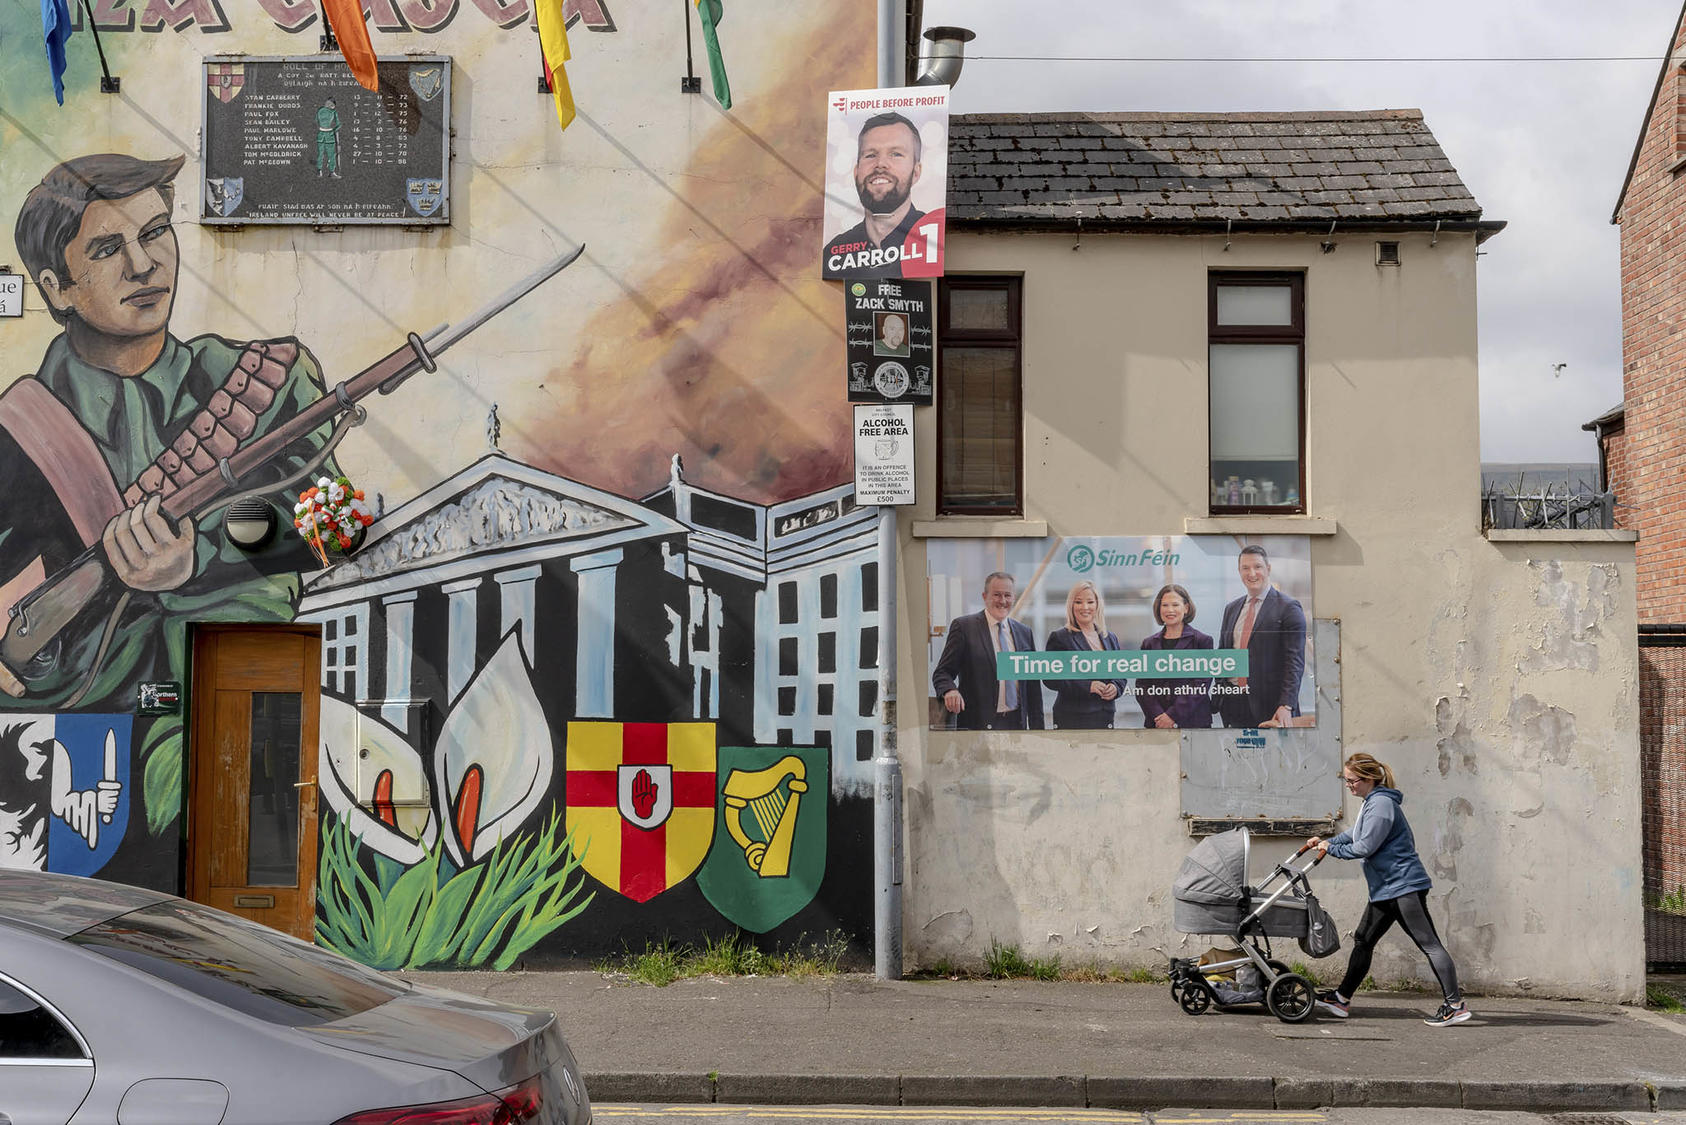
[697,745,828,933]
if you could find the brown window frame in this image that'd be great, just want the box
[936,276,1024,516]
[1208,271,1307,516]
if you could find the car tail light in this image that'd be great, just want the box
[331,1076,544,1125]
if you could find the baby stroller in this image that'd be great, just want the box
[1167,828,1338,1024]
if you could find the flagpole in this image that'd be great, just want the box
[680,0,700,94]
[76,0,120,93]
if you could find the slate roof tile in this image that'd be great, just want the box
[947,110,1486,226]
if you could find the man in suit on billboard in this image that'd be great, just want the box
[932,571,1044,731]
[1217,544,1307,728]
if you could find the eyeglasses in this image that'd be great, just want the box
[1340,776,1362,785]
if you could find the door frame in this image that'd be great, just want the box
[185,623,322,938]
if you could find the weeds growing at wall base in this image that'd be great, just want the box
[596,931,851,986]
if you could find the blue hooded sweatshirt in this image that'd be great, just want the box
[1324,787,1432,902]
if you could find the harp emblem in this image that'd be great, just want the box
[698,745,829,933]
[721,755,808,877]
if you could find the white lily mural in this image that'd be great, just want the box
[319,698,438,865]
[434,631,554,865]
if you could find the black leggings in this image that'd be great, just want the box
[1336,890,1461,1003]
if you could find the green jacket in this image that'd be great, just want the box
[11,332,338,712]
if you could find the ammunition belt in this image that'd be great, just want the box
[124,340,296,507]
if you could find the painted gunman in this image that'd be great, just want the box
[2,152,584,714]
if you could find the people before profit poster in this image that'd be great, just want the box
[927,536,1315,733]
[821,86,949,280]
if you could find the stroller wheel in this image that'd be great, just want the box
[1178,985,1212,1015]
[1266,973,1315,1023]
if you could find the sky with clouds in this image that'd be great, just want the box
[921,0,1682,466]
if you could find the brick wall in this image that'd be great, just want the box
[1640,644,1686,926]
[1603,422,1631,530]
[1621,15,1686,621]
[1620,11,1686,944]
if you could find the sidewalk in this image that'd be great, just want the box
[415,971,1686,1113]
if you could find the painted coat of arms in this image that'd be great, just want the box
[565,722,715,903]
[406,179,445,218]
[696,746,828,932]
[207,62,244,103]
[205,177,244,218]
[409,65,444,102]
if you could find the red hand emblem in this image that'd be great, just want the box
[631,768,659,818]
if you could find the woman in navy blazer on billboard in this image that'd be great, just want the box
[1136,584,1215,729]
[1043,580,1128,729]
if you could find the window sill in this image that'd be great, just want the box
[913,517,1049,539]
[1183,516,1338,536]
[1483,528,1637,543]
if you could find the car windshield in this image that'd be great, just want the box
[67,899,404,1027]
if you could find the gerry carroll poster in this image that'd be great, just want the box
[821,86,949,281]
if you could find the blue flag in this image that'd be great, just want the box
[42,0,72,106]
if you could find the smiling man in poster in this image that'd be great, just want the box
[822,87,949,280]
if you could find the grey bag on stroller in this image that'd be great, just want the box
[1299,890,1341,958]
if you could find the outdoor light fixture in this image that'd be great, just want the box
[915,26,974,87]
[223,497,277,550]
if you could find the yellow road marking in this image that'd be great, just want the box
[592,1109,1328,1122]
[591,1111,1145,1121]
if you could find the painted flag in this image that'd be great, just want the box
[565,722,716,903]
[41,0,72,106]
[320,0,379,92]
[535,0,576,132]
[693,0,732,110]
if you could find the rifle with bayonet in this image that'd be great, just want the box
[0,243,585,700]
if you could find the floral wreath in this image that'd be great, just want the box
[295,475,374,565]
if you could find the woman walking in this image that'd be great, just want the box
[1307,752,1471,1027]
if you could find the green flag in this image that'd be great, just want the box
[693,0,731,110]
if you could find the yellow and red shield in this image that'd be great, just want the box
[564,722,716,903]
[207,63,244,103]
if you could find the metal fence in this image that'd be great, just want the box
[1639,630,1686,970]
[1480,482,1616,531]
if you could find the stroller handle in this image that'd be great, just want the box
[1289,841,1327,869]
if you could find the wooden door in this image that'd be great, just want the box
[188,626,321,939]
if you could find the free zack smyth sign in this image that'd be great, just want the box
[845,279,932,405]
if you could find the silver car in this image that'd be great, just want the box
[0,871,591,1125]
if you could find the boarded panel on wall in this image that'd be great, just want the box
[1180,618,1341,823]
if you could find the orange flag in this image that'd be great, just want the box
[321,0,379,91]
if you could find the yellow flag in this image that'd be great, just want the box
[535,0,575,132]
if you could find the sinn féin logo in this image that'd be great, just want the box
[1066,544,1096,573]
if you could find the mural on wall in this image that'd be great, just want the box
[927,536,1316,733]
[0,1,878,964]
[0,150,340,850]
[0,715,130,874]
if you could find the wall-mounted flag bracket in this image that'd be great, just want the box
[75,0,120,94]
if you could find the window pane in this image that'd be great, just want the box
[948,287,1010,332]
[941,347,1019,510]
[1215,285,1292,327]
[0,980,82,1059]
[1210,343,1300,507]
[248,692,301,887]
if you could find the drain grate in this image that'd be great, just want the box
[1551,1115,1631,1125]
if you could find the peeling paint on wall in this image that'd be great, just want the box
[1521,561,1619,674]
[1508,694,1577,768]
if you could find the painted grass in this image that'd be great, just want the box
[597,930,852,986]
[316,807,594,970]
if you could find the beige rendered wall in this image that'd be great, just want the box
[896,229,1644,1001]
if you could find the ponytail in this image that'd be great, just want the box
[1344,752,1395,790]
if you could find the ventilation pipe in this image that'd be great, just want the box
[915,26,975,87]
